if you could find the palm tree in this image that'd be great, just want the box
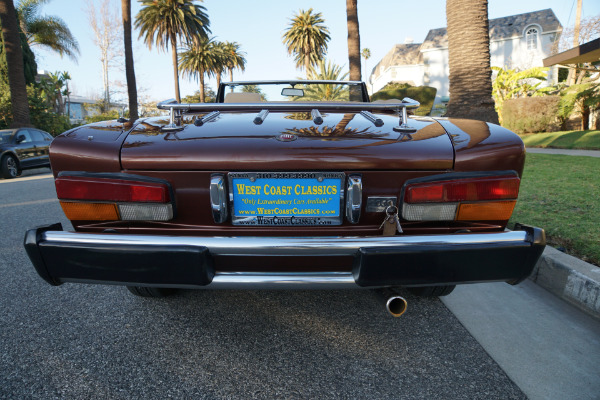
[282,8,330,77]
[135,0,211,103]
[210,40,226,88]
[346,0,360,83]
[223,41,246,82]
[0,0,30,127]
[446,0,498,123]
[121,0,137,121]
[361,47,370,88]
[17,0,79,61]
[179,36,216,103]
[300,59,349,101]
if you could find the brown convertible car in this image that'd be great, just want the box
[24,80,545,316]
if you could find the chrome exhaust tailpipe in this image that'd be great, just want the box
[374,288,408,317]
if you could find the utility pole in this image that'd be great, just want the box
[567,0,583,85]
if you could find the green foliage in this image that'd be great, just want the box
[294,60,349,101]
[17,0,80,61]
[179,36,216,79]
[221,41,246,80]
[240,85,266,101]
[491,66,548,124]
[0,18,38,86]
[86,110,119,123]
[371,82,437,116]
[0,81,71,135]
[510,153,600,266]
[182,87,216,103]
[556,83,600,128]
[502,96,561,133]
[282,8,330,72]
[519,130,600,150]
[135,0,211,51]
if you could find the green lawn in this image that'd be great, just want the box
[510,153,600,266]
[519,130,600,150]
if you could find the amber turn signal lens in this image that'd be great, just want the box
[456,201,517,221]
[60,201,119,221]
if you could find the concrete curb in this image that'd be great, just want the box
[529,246,600,321]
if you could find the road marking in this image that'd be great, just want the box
[0,198,58,208]
[0,174,53,184]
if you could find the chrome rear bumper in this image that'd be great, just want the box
[24,223,545,289]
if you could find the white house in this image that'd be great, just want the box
[369,9,563,104]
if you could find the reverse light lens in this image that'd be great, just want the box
[402,203,458,221]
[118,204,173,221]
[56,177,170,203]
[405,176,520,203]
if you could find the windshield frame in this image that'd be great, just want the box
[216,80,370,103]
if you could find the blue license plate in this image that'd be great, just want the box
[229,172,344,226]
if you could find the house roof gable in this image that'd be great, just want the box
[421,8,562,50]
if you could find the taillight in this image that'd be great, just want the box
[56,175,173,221]
[402,175,519,222]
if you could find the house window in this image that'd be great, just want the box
[526,28,538,50]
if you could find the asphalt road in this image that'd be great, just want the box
[0,170,526,399]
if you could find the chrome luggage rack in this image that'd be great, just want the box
[156,98,420,133]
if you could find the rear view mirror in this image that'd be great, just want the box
[281,88,304,97]
[16,134,25,144]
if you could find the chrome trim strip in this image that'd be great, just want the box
[156,101,421,113]
[210,174,228,223]
[209,272,356,289]
[253,109,269,125]
[40,231,529,257]
[311,109,323,125]
[359,111,384,127]
[346,175,362,224]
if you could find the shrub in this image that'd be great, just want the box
[86,110,120,123]
[502,96,561,133]
[0,83,72,136]
[371,82,437,116]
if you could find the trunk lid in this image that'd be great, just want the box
[121,112,453,171]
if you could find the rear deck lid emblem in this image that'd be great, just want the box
[276,133,297,142]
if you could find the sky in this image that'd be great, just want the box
[32,0,600,104]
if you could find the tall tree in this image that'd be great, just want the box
[446,0,498,124]
[121,0,137,121]
[0,0,30,127]
[223,41,245,83]
[17,0,79,61]
[87,0,122,108]
[210,40,225,88]
[346,0,360,82]
[179,36,216,103]
[282,8,330,77]
[136,0,210,103]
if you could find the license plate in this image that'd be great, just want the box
[229,172,344,226]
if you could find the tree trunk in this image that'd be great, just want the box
[0,0,31,127]
[216,71,221,88]
[304,43,311,78]
[122,0,138,121]
[346,0,361,82]
[446,0,499,124]
[171,34,180,103]
[199,68,205,103]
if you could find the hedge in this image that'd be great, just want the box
[502,96,561,133]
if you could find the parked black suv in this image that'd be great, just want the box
[0,128,53,179]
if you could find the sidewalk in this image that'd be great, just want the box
[526,147,600,157]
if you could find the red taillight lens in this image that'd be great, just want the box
[56,177,170,203]
[405,176,520,203]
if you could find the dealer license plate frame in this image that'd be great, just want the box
[228,172,346,226]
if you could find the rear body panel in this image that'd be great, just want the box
[31,100,541,290]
